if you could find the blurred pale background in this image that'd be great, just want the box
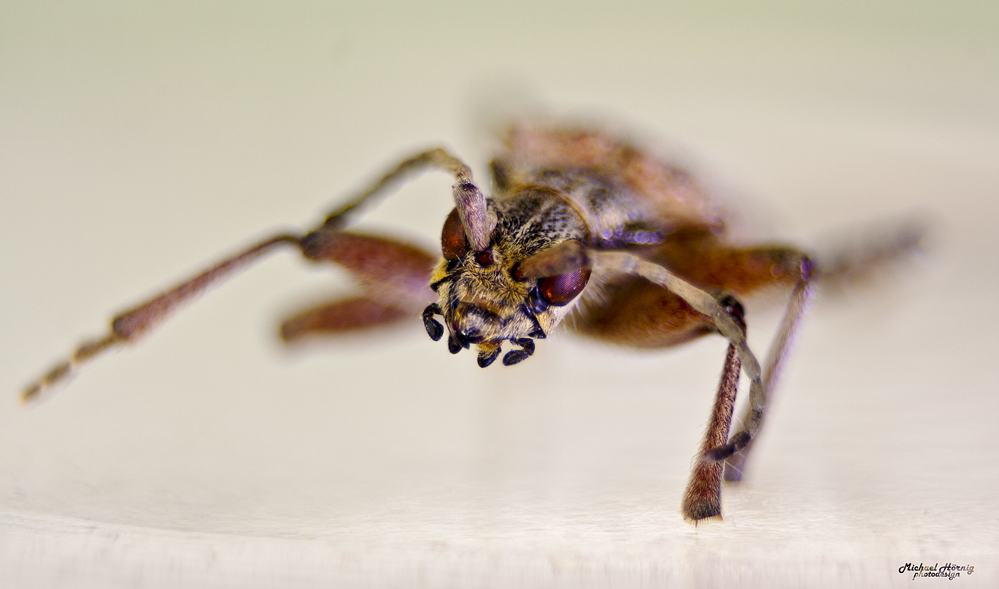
[1,1,997,587]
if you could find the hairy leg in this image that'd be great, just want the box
[298,230,437,312]
[682,319,742,521]
[281,231,438,341]
[723,276,813,481]
[593,251,766,459]
[280,297,412,342]
[567,235,812,520]
[647,231,816,465]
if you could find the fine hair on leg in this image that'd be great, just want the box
[682,295,745,521]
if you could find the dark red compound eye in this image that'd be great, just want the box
[441,207,467,260]
[538,268,591,306]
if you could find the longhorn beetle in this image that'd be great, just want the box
[21,122,920,521]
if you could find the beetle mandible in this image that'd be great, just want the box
[21,122,920,521]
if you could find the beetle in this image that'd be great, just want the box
[20,122,921,522]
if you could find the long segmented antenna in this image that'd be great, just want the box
[22,147,487,403]
[21,235,302,403]
[322,147,494,252]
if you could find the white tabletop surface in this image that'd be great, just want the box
[1,1,997,587]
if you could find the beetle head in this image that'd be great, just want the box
[423,205,591,367]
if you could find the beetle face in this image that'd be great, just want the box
[423,207,590,367]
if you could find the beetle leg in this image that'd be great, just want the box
[718,221,926,478]
[279,297,412,342]
[593,252,767,458]
[723,270,813,481]
[282,229,440,342]
[648,226,809,296]
[573,279,721,348]
[681,298,743,521]
[645,231,817,476]
[578,239,814,518]
[297,230,437,312]
[720,221,925,477]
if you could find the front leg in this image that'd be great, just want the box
[574,274,750,521]
[281,231,438,342]
[682,296,744,521]
[593,251,767,462]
